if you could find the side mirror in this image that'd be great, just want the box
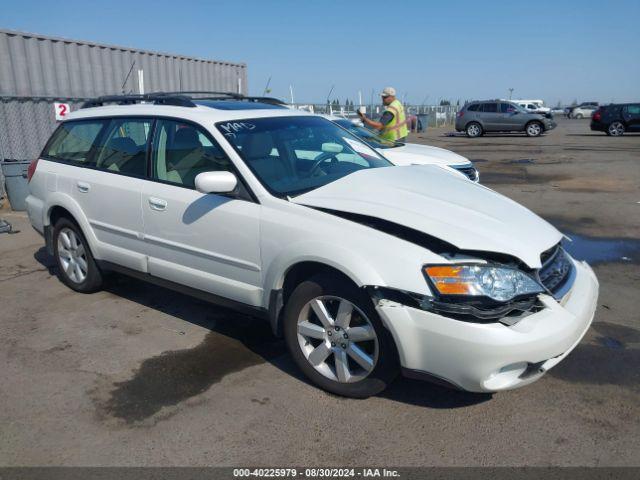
[195,171,238,194]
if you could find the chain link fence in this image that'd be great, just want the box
[0,96,89,203]
[289,103,460,128]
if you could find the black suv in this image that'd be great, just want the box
[455,100,556,137]
[591,103,640,136]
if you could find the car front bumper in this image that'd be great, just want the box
[375,260,598,392]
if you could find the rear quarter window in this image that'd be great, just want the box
[480,103,498,113]
[467,104,479,111]
[43,120,106,165]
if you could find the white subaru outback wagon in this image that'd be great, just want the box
[26,92,599,397]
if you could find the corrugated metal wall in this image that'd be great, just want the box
[0,29,248,202]
[0,29,248,97]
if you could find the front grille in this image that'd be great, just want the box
[453,165,479,182]
[538,245,575,299]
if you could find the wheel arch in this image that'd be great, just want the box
[44,193,100,259]
[525,119,544,132]
[265,250,384,337]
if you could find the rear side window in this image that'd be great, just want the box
[480,103,498,113]
[94,118,152,177]
[467,104,479,111]
[43,120,106,164]
[626,105,640,115]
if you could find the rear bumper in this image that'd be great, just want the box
[375,260,598,392]
[590,121,606,131]
[25,194,45,235]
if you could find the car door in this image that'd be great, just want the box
[497,102,521,130]
[45,117,150,270]
[623,104,640,131]
[479,102,500,131]
[141,118,262,306]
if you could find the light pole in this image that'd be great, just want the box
[508,88,514,100]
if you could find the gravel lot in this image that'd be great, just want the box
[1,117,638,467]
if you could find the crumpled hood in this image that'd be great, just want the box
[292,165,562,268]
[380,143,471,167]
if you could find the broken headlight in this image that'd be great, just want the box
[424,264,544,303]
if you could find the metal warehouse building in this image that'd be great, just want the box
[0,28,248,203]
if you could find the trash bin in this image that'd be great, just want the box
[416,114,428,133]
[1,160,32,211]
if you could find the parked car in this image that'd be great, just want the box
[26,92,598,398]
[590,103,640,136]
[323,115,479,182]
[568,102,598,119]
[513,100,551,114]
[455,100,557,137]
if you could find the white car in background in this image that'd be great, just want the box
[324,116,479,182]
[570,105,598,119]
[513,100,551,115]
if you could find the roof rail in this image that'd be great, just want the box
[158,90,243,99]
[81,91,288,109]
[81,93,196,109]
[159,91,287,105]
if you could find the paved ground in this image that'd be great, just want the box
[1,117,639,466]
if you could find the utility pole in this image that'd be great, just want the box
[508,88,514,100]
[263,76,272,96]
[326,85,335,103]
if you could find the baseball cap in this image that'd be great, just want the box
[380,87,396,97]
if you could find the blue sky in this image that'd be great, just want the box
[3,0,639,105]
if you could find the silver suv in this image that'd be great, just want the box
[455,100,557,137]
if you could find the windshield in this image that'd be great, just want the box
[333,119,400,149]
[217,116,392,196]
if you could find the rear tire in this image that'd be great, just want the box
[575,113,584,119]
[283,273,399,398]
[465,122,483,138]
[525,121,543,137]
[607,122,625,136]
[53,217,103,293]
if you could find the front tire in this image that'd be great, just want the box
[53,217,103,293]
[575,113,584,119]
[525,121,543,137]
[608,122,625,136]
[283,273,399,398]
[466,122,483,138]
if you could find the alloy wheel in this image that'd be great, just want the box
[57,227,88,284]
[296,296,379,383]
[527,123,542,136]
[608,122,625,136]
[467,124,481,137]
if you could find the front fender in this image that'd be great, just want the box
[261,240,385,308]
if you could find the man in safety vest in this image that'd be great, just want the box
[357,87,409,142]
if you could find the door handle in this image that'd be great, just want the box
[148,197,167,211]
[77,181,90,193]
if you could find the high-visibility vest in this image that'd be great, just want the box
[380,99,409,141]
